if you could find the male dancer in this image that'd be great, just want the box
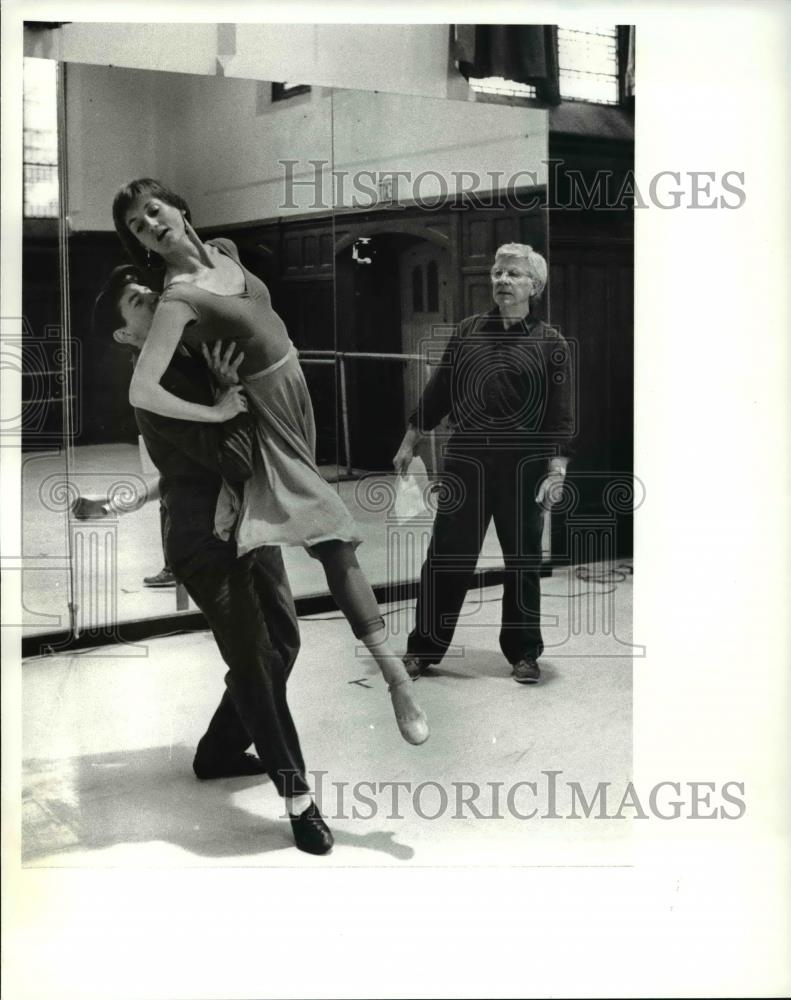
[91,265,333,855]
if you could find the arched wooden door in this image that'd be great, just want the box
[398,240,450,473]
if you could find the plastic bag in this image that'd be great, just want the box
[393,456,429,522]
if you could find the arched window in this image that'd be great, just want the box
[412,266,424,312]
[426,260,439,312]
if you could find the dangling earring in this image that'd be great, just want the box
[146,249,152,265]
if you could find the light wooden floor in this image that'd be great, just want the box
[21,569,634,869]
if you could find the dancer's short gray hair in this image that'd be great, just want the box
[494,243,547,297]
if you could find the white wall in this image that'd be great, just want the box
[161,73,334,227]
[332,90,547,209]
[65,64,161,231]
[28,24,222,78]
[227,24,467,100]
[66,65,547,232]
[27,23,468,101]
[65,65,336,230]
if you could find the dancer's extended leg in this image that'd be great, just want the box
[311,540,429,745]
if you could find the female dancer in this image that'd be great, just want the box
[113,178,428,746]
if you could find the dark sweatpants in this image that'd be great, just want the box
[178,543,310,798]
[406,449,547,666]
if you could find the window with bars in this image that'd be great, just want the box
[470,25,621,106]
[557,25,620,105]
[471,77,538,100]
[23,58,59,218]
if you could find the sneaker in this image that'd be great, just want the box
[511,656,541,684]
[403,655,427,679]
[143,567,176,588]
[289,802,334,855]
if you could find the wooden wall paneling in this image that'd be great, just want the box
[577,261,611,471]
[547,260,565,333]
[465,275,493,316]
[547,236,632,555]
[448,210,463,324]
[494,214,519,249]
[521,210,548,255]
[319,233,334,271]
[302,233,319,270]
[50,231,142,447]
[464,216,490,262]
[22,236,65,447]
[283,233,301,272]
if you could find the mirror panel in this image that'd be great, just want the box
[21,52,550,644]
[328,88,549,597]
[22,61,337,639]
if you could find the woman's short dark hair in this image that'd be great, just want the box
[92,265,143,346]
[112,178,192,269]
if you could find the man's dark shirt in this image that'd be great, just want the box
[134,349,252,577]
[409,308,575,455]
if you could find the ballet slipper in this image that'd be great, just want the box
[387,678,429,746]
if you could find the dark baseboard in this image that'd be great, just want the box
[21,565,553,658]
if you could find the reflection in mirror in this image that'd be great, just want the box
[331,89,547,471]
[22,57,74,640]
[22,64,549,644]
[327,89,549,599]
[22,61,336,640]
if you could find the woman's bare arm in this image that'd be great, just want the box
[129,300,245,423]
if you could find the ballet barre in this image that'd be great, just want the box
[299,349,437,477]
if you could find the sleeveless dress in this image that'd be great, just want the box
[158,238,362,557]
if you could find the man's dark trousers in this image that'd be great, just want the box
[406,447,547,666]
[178,536,311,799]
[135,348,311,799]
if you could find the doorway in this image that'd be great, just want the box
[335,232,450,471]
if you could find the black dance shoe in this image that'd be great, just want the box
[511,657,541,684]
[193,751,269,780]
[289,802,334,855]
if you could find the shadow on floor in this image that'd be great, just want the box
[22,744,415,864]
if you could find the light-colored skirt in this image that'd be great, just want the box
[215,345,362,557]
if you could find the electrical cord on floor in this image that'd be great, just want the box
[576,562,633,585]
[297,563,631,623]
[542,587,617,598]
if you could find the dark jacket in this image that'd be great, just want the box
[134,349,254,576]
[409,308,575,456]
